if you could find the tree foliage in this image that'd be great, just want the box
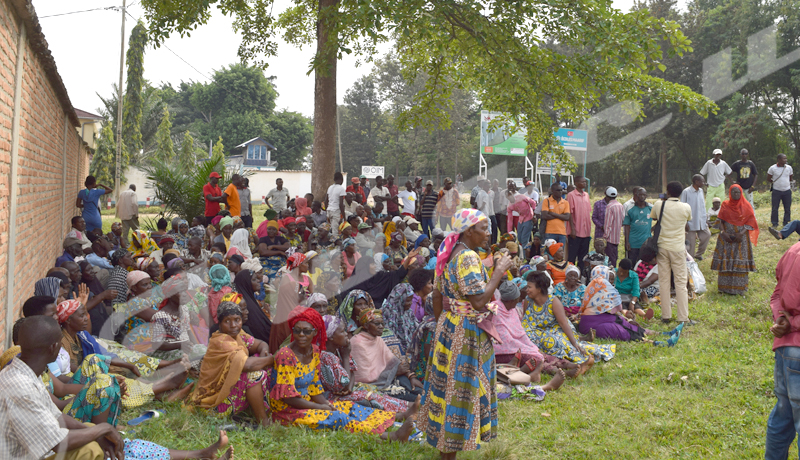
[155,106,174,162]
[179,130,198,170]
[90,122,117,186]
[122,22,148,160]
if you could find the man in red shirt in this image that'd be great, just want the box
[385,174,400,217]
[346,176,367,204]
[203,172,223,225]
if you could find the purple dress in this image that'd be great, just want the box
[578,313,644,342]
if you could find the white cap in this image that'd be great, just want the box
[606,186,618,197]
[713,148,723,155]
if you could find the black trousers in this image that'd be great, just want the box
[772,189,792,226]
[568,236,591,270]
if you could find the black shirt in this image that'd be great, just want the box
[731,160,757,189]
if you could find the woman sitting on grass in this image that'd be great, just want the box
[545,243,573,286]
[192,302,274,428]
[553,265,585,316]
[269,307,418,439]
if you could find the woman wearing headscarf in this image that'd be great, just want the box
[341,237,361,279]
[319,315,411,413]
[269,308,415,438]
[214,216,236,251]
[207,264,235,323]
[381,283,418,354]
[270,253,312,353]
[419,208,513,455]
[130,229,160,258]
[234,269,272,345]
[257,220,290,281]
[109,249,135,304]
[192,301,274,427]
[711,184,758,295]
[111,270,163,349]
[172,219,190,249]
[35,276,71,304]
[384,231,408,265]
[310,222,338,252]
[230,228,253,259]
[335,248,420,308]
[545,242,573,286]
[408,294,437,381]
[149,273,207,370]
[294,196,313,217]
[552,265,586,316]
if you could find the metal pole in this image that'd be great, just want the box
[115,0,126,202]
[336,106,344,173]
[583,149,587,178]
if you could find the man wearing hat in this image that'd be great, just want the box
[203,172,223,225]
[700,148,732,211]
[346,175,367,204]
[418,179,439,238]
[56,237,85,267]
[602,186,624,267]
[680,174,710,260]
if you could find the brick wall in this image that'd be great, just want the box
[0,0,90,345]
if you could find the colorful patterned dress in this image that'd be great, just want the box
[112,293,163,351]
[269,346,395,433]
[318,350,409,413]
[552,283,586,316]
[711,220,756,295]
[212,333,271,416]
[418,249,497,453]
[521,295,615,364]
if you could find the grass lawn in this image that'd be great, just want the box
[107,190,794,459]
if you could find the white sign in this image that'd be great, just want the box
[361,166,385,179]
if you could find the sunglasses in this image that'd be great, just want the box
[292,327,316,336]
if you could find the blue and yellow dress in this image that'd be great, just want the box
[521,294,615,363]
[418,249,497,453]
[269,346,395,433]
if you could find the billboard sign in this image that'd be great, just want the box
[480,111,527,156]
[554,128,588,151]
[361,166,385,179]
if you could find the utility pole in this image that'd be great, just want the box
[115,0,126,202]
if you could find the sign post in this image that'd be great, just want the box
[361,165,385,179]
[553,128,588,178]
[479,110,529,179]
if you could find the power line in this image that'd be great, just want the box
[40,6,119,19]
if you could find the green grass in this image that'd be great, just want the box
[108,189,794,459]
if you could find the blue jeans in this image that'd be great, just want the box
[518,219,534,249]
[544,233,567,245]
[766,346,800,459]
[780,221,800,240]
[421,217,435,238]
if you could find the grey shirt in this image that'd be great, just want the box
[679,186,708,231]
[239,187,252,216]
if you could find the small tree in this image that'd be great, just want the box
[179,130,196,169]
[90,122,116,185]
[155,106,174,161]
[212,136,225,158]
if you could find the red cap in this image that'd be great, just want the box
[351,177,360,183]
[209,172,221,178]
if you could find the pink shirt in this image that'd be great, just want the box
[772,242,800,350]
[566,189,592,238]
[507,195,536,231]
[603,200,624,244]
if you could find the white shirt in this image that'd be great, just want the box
[266,187,290,211]
[768,164,794,192]
[326,184,347,211]
[699,159,732,187]
[116,188,138,220]
[398,190,417,215]
[368,186,389,207]
[525,187,540,203]
[476,189,495,216]
[680,186,708,231]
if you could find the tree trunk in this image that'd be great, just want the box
[311,0,338,200]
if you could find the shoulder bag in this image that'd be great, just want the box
[641,200,666,254]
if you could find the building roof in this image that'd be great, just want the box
[10,0,80,127]
[75,108,103,120]
[234,137,277,150]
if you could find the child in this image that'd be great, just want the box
[583,237,610,282]
[355,222,376,255]
[707,197,721,235]
[615,258,650,319]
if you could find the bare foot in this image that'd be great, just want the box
[541,369,565,392]
[152,370,188,396]
[529,360,543,384]
[577,356,595,376]
[564,367,580,378]
[216,446,234,460]
[397,394,421,422]
[203,430,230,459]
[157,358,183,370]
[388,418,416,443]
[166,381,194,403]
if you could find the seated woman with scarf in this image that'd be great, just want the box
[553,265,585,317]
[57,299,192,409]
[350,309,423,402]
[318,315,413,413]
[192,302,274,428]
[271,253,312,353]
[111,270,164,350]
[269,307,417,440]
[207,264,235,324]
[257,220,290,281]
[149,273,208,370]
[545,242,573,286]
[579,266,680,345]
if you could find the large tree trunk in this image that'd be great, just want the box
[311,0,338,200]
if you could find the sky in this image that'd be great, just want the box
[34,0,676,118]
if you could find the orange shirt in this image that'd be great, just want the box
[225,183,241,216]
[542,197,570,235]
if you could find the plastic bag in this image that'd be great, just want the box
[687,260,706,295]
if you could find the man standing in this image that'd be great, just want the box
[203,172,223,225]
[385,174,400,217]
[470,176,484,208]
[507,194,537,249]
[592,191,608,240]
[413,176,424,211]
[766,241,800,458]
[324,172,346,236]
[768,154,794,228]
[116,184,138,246]
[368,175,390,208]
[623,187,652,263]
[436,177,460,230]
[220,174,241,217]
[566,176,591,269]
[476,179,497,243]
[523,180,540,203]
[360,175,370,199]
[603,187,624,267]
[265,177,290,212]
[238,177,253,228]
[503,180,520,232]
[651,181,694,325]
[541,182,570,245]
[700,148,732,210]
[731,148,757,207]
[346,176,367,204]
[680,175,711,260]
[419,180,439,237]
[398,180,417,217]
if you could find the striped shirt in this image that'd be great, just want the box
[603,199,624,244]
[419,190,439,218]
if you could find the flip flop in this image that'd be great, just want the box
[127,409,163,426]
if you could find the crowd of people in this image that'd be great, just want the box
[1,147,795,459]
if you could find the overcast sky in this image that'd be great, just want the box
[34,0,675,118]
